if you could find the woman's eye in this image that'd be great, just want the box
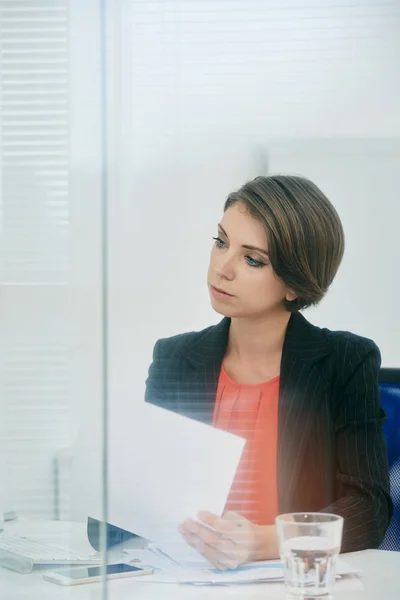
[212,237,226,248]
[246,256,265,268]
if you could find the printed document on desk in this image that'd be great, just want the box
[71,401,245,566]
[123,547,362,585]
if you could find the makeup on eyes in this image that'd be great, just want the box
[213,233,268,268]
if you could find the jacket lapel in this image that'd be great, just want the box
[181,313,331,511]
[277,313,331,512]
[179,317,231,425]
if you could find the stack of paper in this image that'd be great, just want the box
[123,546,362,585]
[72,401,245,567]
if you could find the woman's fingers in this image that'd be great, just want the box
[196,511,220,528]
[180,529,204,553]
[180,519,237,554]
[202,547,242,570]
[180,529,243,570]
[198,511,253,543]
[179,511,256,568]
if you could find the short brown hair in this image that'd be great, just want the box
[224,175,345,312]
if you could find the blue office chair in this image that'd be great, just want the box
[378,368,400,551]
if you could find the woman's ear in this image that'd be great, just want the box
[286,289,297,302]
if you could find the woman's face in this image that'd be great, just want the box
[207,202,296,319]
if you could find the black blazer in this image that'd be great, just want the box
[88,312,392,552]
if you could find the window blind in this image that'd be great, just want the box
[0,0,71,518]
[0,0,69,285]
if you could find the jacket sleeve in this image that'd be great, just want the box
[321,341,393,551]
[144,339,164,406]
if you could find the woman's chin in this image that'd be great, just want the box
[210,297,238,318]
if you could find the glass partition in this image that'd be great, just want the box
[1,1,399,599]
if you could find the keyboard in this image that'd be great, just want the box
[0,534,101,574]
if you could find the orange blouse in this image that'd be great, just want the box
[212,366,280,526]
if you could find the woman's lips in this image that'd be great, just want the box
[210,285,234,299]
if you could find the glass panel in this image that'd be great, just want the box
[1,1,399,599]
[0,0,108,597]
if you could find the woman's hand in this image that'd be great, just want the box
[179,511,279,570]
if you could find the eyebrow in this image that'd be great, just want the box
[218,224,269,256]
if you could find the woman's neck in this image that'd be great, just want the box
[227,310,291,363]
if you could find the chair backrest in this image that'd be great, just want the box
[378,368,400,551]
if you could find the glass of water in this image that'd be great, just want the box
[276,512,343,598]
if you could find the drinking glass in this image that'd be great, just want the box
[276,512,343,598]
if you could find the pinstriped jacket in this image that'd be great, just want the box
[87,312,392,553]
[144,311,392,552]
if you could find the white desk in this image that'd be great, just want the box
[1,519,399,600]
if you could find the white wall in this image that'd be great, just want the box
[127,0,400,170]
[269,139,400,367]
[106,0,400,410]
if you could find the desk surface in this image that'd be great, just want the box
[1,518,399,600]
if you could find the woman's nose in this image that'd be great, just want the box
[216,253,235,280]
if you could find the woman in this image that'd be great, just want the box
[89,175,392,569]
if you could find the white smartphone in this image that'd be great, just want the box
[43,563,154,586]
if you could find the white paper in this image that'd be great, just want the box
[123,547,180,572]
[123,547,361,586]
[72,401,245,565]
